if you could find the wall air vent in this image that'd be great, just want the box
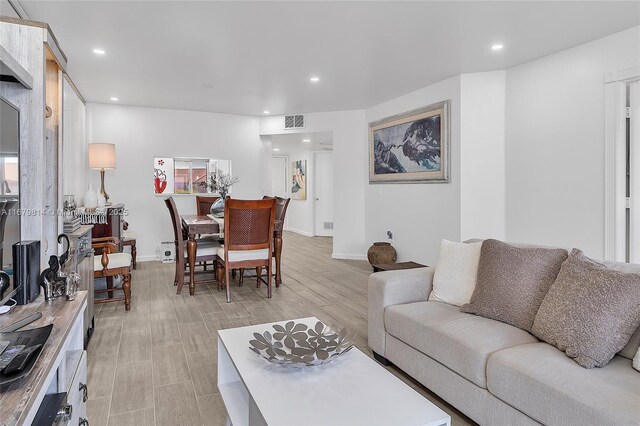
[323,222,334,230]
[284,114,305,129]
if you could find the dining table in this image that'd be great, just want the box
[180,214,283,295]
[180,214,223,295]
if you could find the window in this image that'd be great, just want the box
[153,157,232,196]
[174,160,209,194]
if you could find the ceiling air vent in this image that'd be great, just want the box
[284,114,305,129]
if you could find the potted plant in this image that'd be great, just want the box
[208,169,238,218]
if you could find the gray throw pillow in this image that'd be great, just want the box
[532,249,640,368]
[460,239,567,332]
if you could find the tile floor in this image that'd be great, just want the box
[86,232,473,425]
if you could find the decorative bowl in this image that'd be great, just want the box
[249,321,356,367]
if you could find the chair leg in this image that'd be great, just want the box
[215,262,223,291]
[266,262,272,299]
[106,276,114,299]
[123,273,132,311]
[232,269,237,279]
[256,267,262,288]
[239,268,244,286]
[225,266,231,303]
[131,240,137,269]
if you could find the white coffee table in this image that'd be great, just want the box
[217,317,451,426]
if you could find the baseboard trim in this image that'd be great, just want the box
[332,253,367,261]
[138,255,164,262]
[287,228,314,237]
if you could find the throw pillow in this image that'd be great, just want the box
[460,239,567,332]
[428,239,483,307]
[634,348,640,372]
[532,249,640,368]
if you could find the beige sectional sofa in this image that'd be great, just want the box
[368,253,640,425]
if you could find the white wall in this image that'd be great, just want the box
[460,71,506,241]
[505,26,640,258]
[86,103,263,260]
[260,110,367,259]
[365,76,462,265]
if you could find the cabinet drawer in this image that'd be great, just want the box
[67,350,88,425]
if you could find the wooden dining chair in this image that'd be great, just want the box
[239,196,291,286]
[165,197,220,293]
[269,196,290,286]
[195,195,220,216]
[93,236,132,311]
[215,198,276,303]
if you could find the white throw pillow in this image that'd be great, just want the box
[634,348,640,372]
[429,239,483,307]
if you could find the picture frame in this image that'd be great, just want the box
[291,159,307,200]
[369,100,450,183]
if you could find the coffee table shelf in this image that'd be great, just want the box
[217,317,450,426]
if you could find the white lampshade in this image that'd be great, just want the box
[88,143,116,170]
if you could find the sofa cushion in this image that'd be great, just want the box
[429,239,483,307]
[532,249,640,368]
[385,301,538,388]
[487,343,640,425]
[460,239,567,332]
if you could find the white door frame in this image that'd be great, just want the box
[604,66,640,261]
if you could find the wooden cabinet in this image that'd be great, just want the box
[91,203,125,244]
[66,225,94,343]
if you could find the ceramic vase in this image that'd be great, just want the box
[83,185,98,209]
[210,193,226,218]
[367,242,397,266]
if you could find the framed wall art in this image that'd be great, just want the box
[291,159,307,200]
[369,100,450,183]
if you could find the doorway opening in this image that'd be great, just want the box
[266,131,334,237]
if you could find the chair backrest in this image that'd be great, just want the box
[263,196,291,231]
[164,197,183,247]
[195,195,220,216]
[224,198,276,252]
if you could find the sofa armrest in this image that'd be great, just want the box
[368,267,434,356]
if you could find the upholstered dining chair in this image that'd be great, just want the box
[164,197,220,293]
[267,196,290,286]
[93,236,132,311]
[195,195,220,216]
[215,198,276,303]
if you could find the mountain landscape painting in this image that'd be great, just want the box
[369,101,449,183]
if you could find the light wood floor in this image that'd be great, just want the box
[86,232,473,426]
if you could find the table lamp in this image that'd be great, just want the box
[88,143,116,203]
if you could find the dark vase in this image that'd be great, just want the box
[367,242,397,266]
[210,194,226,218]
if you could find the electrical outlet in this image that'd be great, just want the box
[386,230,394,243]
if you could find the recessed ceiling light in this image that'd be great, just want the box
[491,44,504,51]
[93,48,106,55]
[309,76,320,83]
[110,97,118,102]
[273,148,280,152]
[302,139,311,143]
[263,110,270,114]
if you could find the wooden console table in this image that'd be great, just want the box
[372,261,427,273]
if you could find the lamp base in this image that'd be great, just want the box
[99,169,110,204]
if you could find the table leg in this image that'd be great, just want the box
[187,234,197,296]
[274,234,283,287]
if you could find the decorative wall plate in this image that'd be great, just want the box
[249,321,356,367]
